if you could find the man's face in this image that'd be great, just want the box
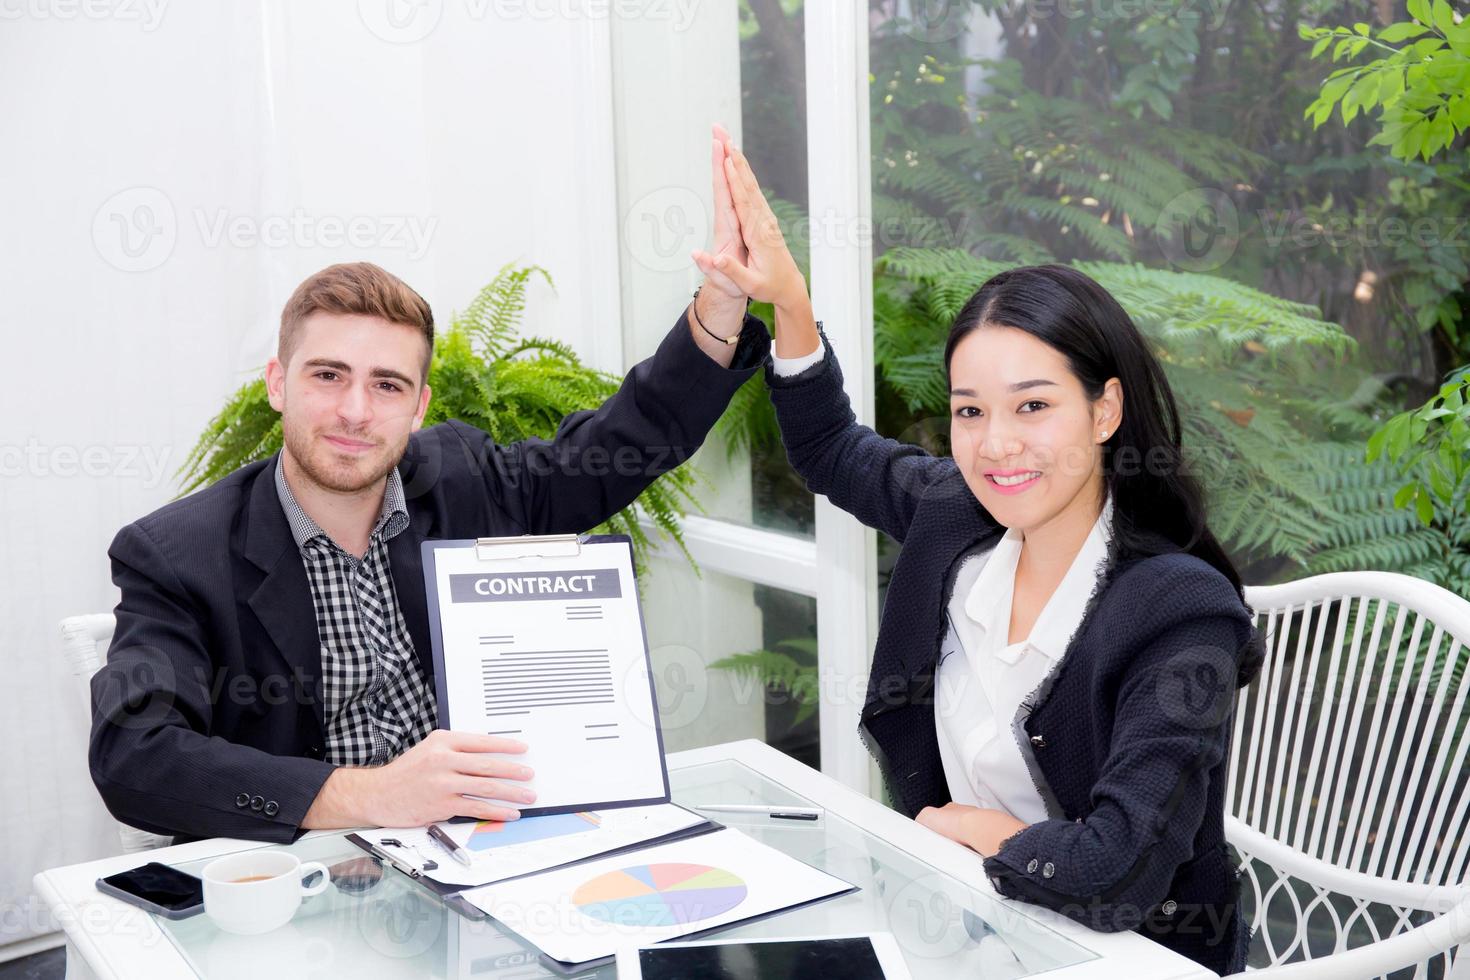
[265,313,431,494]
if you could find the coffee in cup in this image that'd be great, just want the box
[201,851,330,935]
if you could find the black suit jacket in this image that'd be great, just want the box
[89,312,769,844]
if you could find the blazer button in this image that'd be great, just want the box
[1161,900,1178,916]
[1030,734,1047,749]
[1042,862,1055,879]
[1026,859,1039,874]
[263,801,280,817]
[234,793,250,809]
[249,795,265,811]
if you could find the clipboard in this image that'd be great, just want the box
[344,812,724,899]
[421,533,672,817]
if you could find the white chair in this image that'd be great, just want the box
[60,614,172,854]
[1233,571,1470,977]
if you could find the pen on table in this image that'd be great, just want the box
[693,804,822,822]
[427,824,475,867]
[365,841,425,879]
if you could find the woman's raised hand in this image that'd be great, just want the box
[694,137,810,315]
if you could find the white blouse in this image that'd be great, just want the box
[934,497,1114,824]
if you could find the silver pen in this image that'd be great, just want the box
[693,803,822,821]
[365,841,424,879]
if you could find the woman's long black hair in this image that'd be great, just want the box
[944,264,1245,598]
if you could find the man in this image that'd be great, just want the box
[90,135,766,844]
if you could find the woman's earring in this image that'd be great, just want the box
[1099,429,1109,440]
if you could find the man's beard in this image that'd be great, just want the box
[282,419,405,494]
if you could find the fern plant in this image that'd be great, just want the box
[710,637,819,731]
[177,263,703,571]
[868,50,1269,267]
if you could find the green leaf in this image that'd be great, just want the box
[1408,0,1431,26]
[1428,461,1453,502]
[1367,425,1388,462]
[1320,73,1356,104]
[1379,21,1430,43]
[1403,117,1431,159]
[1378,67,1406,105]
[1449,93,1470,129]
[1438,434,1465,480]
[1395,482,1418,508]
[1416,487,1436,525]
[1387,413,1414,460]
[1312,35,1332,58]
[1432,0,1456,35]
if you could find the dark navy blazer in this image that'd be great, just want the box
[90,312,769,844]
[766,327,1264,975]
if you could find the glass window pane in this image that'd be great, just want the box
[865,2,1461,587]
[641,554,820,769]
[610,2,815,540]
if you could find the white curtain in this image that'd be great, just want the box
[0,1,626,949]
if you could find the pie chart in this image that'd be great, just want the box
[571,863,748,926]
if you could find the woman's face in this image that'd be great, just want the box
[948,325,1122,534]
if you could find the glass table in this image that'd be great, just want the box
[151,756,1095,979]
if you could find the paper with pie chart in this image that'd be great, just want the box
[462,827,857,965]
[369,802,709,888]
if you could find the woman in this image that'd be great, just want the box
[696,141,1264,974]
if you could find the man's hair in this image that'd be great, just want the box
[278,262,434,381]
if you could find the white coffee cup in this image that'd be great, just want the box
[201,851,330,935]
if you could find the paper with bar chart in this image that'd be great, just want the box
[463,827,857,966]
[423,536,668,814]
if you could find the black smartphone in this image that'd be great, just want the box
[95,862,205,919]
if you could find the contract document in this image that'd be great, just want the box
[423,534,668,815]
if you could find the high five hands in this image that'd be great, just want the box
[691,127,820,360]
[692,128,809,314]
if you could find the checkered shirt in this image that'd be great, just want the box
[274,457,435,766]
